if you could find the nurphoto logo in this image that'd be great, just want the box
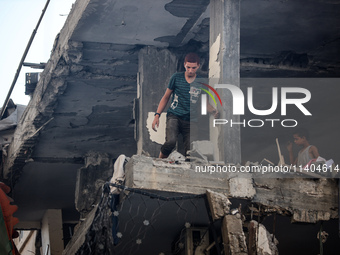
[200,84,312,128]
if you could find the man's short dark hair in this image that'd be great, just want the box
[294,128,310,140]
[184,53,200,65]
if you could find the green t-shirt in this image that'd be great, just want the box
[167,72,203,121]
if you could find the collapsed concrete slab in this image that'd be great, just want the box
[253,177,338,223]
[125,154,230,195]
[125,155,338,223]
[63,153,338,254]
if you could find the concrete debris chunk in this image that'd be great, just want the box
[231,208,239,215]
[191,140,214,160]
[125,155,228,194]
[317,230,329,243]
[248,220,279,255]
[229,177,256,199]
[244,161,259,167]
[292,209,331,223]
[167,150,186,162]
[187,148,209,163]
[222,215,248,255]
[206,189,231,221]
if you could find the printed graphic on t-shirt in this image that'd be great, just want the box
[189,87,201,104]
[170,94,179,109]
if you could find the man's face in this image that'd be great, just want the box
[184,62,199,77]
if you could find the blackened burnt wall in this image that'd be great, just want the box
[32,42,139,160]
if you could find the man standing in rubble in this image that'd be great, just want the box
[152,53,218,158]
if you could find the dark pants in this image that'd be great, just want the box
[161,114,197,157]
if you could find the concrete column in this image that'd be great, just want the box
[209,0,241,163]
[41,209,64,255]
[137,47,177,157]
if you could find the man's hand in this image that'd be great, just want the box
[152,116,160,131]
[207,102,219,118]
[210,108,219,118]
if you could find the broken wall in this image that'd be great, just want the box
[136,47,177,157]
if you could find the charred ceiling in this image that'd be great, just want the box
[70,0,340,76]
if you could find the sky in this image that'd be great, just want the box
[0,0,76,107]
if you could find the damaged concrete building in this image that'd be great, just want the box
[1,0,340,254]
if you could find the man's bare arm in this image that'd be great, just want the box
[152,88,173,131]
[309,145,320,159]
